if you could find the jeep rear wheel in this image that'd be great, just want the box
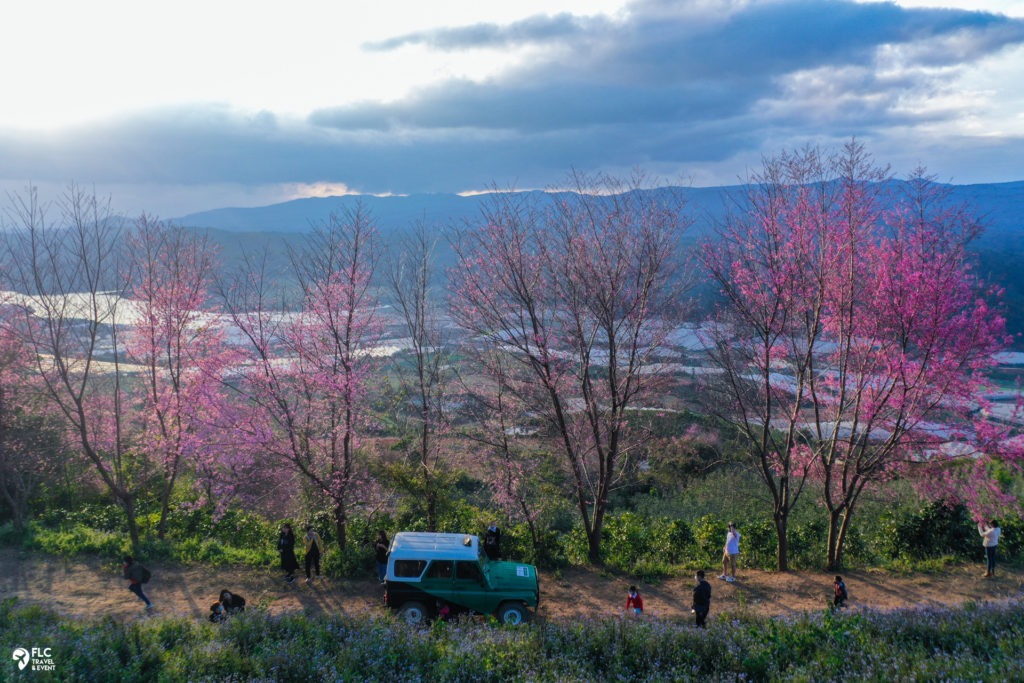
[398,601,428,625]
[497,601,527,625]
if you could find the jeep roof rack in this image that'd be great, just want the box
[389,532,481,561]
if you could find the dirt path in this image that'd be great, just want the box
[2,549,1021,623]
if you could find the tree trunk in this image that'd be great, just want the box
[774,512,790,571]
[826,509,843,571]
[334,502,347,551]
[587,526,602,565]
[156,479,174,540]
[122,495,141,556]
[828,503,858,571]
[587,502,606,564]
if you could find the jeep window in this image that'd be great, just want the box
[455,561,483,582]
[426,561,453,579]
[393,560,427,578]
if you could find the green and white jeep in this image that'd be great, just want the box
[383,531,540,624]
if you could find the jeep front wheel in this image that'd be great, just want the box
[497,602,527,625]
[398,601,428,625]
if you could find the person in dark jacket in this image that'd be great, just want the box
[278,523,300,583]
[833,576,848,608]
[122,555,153,610]
[210,589,246,622]
[483,524,501,561]
[691,570,711,628]
[374,530,390,584]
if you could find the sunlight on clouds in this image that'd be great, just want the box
[284,182,357,199]
[282,182,408,200]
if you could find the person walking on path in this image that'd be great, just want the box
[278,523,300,584]
[692,570,711,628]
[719,522,740,582]
[374,530,390,584]
[625,585,644,616]
[122,555,153,610]
[303,524,323,584]
[978,520,1001,578]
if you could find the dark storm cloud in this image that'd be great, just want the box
[0,102,757,194]
[2,0,1023,204]
[318,0,1024,135]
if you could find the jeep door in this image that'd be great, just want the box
[419,559,454,609]
[451,560,495,613]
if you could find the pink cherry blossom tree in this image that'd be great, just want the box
[450,172,690,563]
[1,186,146,550]
[218,205,381,549]
[0,294,65,532]
[702,141,1009,570]
[459,346,551,556]
[124,216,235,538]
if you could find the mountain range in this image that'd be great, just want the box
[172,181,1024,341]
[173,181,1024,248]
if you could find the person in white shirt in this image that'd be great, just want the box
[719,522,740,583]
[978,520,1001,578]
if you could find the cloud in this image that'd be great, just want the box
[363,12,605,51]
[322,0,1024,135]
[2,0,1023,216]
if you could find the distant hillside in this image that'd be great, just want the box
[174,181,1024,245]
[177,182,1024,343]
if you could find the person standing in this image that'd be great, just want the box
[625,585,644,616]
[720,522,740,583]
[978,520,1001,578]
[374,530,390,584]
[692,570,711,628]
[484,523,501,561]
[122,555,153,610]
[303,524,323,584]
[278,523,300,584]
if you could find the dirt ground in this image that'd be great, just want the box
[2,550,1021,623]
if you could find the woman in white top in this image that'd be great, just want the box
[720,522,740,582]
[978,520,1001,578]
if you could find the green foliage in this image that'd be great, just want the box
[2,597,1023,681]
[36,502,126,533]
[735,518,777,570]
[29,525,129,558]
[998,515,1024,558]
[881,502,976,561]
[0,521,29,547]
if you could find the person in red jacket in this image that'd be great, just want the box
[625,585,644,616]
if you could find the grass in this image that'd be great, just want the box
[1,596,1021,681]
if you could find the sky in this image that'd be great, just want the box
[1,0,1022,218]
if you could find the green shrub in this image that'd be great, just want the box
[885,502,975,561]
[735,518,776,570]
[0,521,30,547]
[29,525,127,557]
